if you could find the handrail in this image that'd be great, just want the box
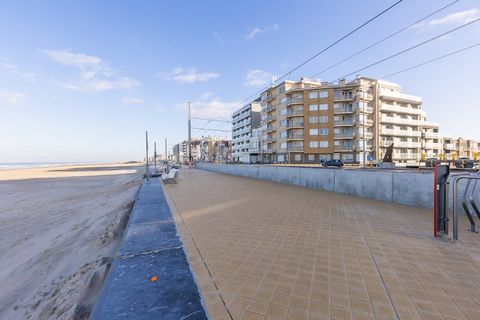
[450,175,480,240]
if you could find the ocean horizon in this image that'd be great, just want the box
[0,162,95,170]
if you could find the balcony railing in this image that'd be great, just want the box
[424,131,439,139]
[380,141,421,148]
[287,121,304,128]
[267,116,276,122]
[285,97,304,105]
[264,104,275,113]
[334,120,355,126]
[334,145,354,151]
[287,146,304,152]
[333,106,354,114]
[334,132,356,139]
[381,129,422,137]
[286,109,304,116]
[424,142,442,149]
[380,103,423,115]
[334,94,355,101]
[380,115,422,126]
[266,137,276,143]
[267,125,276,132]
[287,133,304,140]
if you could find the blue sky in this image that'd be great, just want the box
[0,0,479,162]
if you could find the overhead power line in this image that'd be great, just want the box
[309,0,459,79]
[335,17,480,81]
[206,0,404,121]
[382,42,480,78]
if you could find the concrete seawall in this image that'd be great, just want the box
[197,163,468,210]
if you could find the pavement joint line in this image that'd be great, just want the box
[163,184,234,320]
[118,245,184,259]
[360,229,400,320]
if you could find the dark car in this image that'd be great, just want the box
[425,158,441,167]
[323,159,344,167]
[454,157,474,168]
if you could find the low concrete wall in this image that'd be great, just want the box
[197,163,469,210]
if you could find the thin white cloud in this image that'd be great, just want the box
[123,97,144,105]
[245,23,279,41]
[0,57,36,83]
[161,67,220,83]
[176,95,240,119]
[43,49,140,93]
[417,8,480,28]
[244,69,273,87]
[0,90,29,106]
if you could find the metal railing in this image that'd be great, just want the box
[449,172,480,240]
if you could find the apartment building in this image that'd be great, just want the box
[249,125,268,163]
[257,76,438,164]
[441,137,480,160]
[231,100,261,163]
[421,121,441,158]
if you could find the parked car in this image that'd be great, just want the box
[424,158,441,167]
[323,159,344,167]
[454,157,475,168]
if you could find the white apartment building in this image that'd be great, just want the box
[249,125,268,163]
[231,101,261,163]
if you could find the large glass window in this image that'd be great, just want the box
[308,154,315,161]
[319,91,328,98]
[319,141,329,148]
[309,116,318,124]
[309,104,318,111]
[309,141,319,148]
[319,104,328,111]
[319,116,328,123]
[280,131,287,138]
[319,128,329,135]
[280,108,287,115]
[309,91,319,99]
[280,142,287,149]
[309,129,319,136]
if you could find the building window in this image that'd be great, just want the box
[319,141,329,148]
[309,128,319,136]
[319,116,328,123]
[319,91,328,98]
[309,104,318,111]
[280,142,287,149]
[280,120,288,127]
[280,131,287,138]
[280,108,287,115]
[308,154,315,161]
[319,103,328,110]
[319,128,329,135]
[279,85,285,94]
[294,154,302,161]
[309,116,319,124]
[309,91,319,99]
[309,141,319,148]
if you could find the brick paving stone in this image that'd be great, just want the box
[164,169,480,320]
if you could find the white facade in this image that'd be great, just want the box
[231,101,261,163]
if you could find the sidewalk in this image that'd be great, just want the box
[164,169,480,320]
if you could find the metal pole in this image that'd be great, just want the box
[154,141,157,173]
[145,130,150,181]
[362,111,366,167]
[188,101,192,163]
[165,138,169,173]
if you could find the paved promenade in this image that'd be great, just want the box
[164,169,480,320]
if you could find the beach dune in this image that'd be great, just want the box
[0,163,142,320]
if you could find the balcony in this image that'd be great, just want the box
[380,103,423,115]
[333,106,354,114]
[264,104,275,113]
[424,131,439,139]
[358,119,374,126]
[286,109,304,117]
[266,115,276,123]
[287,133,304,140]
[285,97,304,105]
[287,121,304,128]
[444,143,455,150]
[358,106,374,113]
[334,145,354,151]
[424,142,442,149]
[393,153,420,160]
[267,125,276,133]
[379,89,421,104]
[380,115,422,126]
[381,129,421,137]
[334,132,356,139]
[266,136,276,144]
[287,146,304,152]
[334,120,355,127]
[380,141,421,148]
[334,93,355,101]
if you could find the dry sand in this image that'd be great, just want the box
[0,163,143,320]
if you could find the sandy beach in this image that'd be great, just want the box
[0,163,143,320]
